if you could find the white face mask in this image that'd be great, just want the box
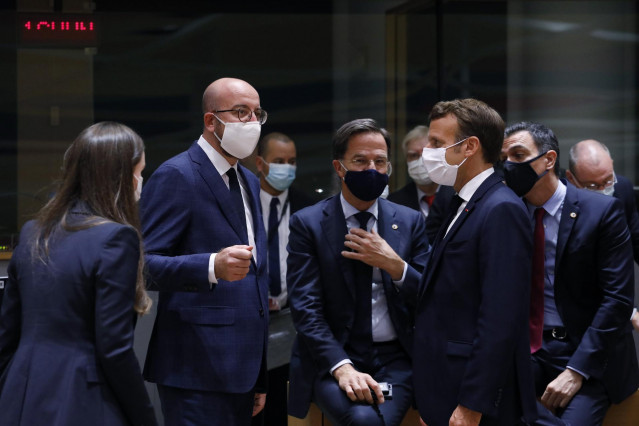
[134,175,143,201]
[591,185,615,197]
[407,157,433,186]
[421,137,469,186]
[213,114,261,159]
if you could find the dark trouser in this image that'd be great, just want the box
[158,384,255,426]
[312,341,413,426]
[531,331,610,426]
[251,364,289,426]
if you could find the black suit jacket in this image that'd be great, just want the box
[387,181,456,242]
[288,186,317,214]
[553,182,638,403]
[387,181,420,211]
[613,174,639,264]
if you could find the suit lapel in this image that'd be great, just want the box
[188,143,249,243]
[322,195,356,300]
[377,199,399,291]
[423,173,501,292]
[556,184,579,271]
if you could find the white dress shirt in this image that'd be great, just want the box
[445,167,495,236]
[260,188,290,308]
[330,194,408,374]
[197,136,256,283]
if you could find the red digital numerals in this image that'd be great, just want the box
[24,20,94,32]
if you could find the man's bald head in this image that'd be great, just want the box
[567,139,615,190]
[202,78,259,113]
[569,139,612,171]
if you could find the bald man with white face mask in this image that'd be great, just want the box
[141,78,270,426]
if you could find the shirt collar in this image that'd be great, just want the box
[458,167,495,203]
[197,135,236,176]
[340,193,378,221]
[260,188,288,206]
[528,179,566,218]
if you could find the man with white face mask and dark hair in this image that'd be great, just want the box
[411,99,537,426]
[140,77,270,425]
[388,125,456,242]
[287,118,429,425]
[565,139,639,332]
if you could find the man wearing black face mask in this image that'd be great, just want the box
[287,118,429,425]
[502,121,638,426]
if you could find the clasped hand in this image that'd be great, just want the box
[342,228,404,280]
[214,245,253,282]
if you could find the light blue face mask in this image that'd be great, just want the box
[264,161,296,191]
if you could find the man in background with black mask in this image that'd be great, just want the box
[502,121,638,425]
[287,118,429,425]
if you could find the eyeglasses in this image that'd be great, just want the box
[345,157,392,174]
[214,107,268,125]
[574,173,617,191]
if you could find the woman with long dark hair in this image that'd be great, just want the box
[0,122,157,425]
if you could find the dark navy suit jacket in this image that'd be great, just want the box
[140,142,269,394]
[613,174,639,264]
[387,181,456,242]
[553,182,638,403]
[0,216,156,425]
[288,186,318,214]
[412,173,537,425]
[286,195,429,418]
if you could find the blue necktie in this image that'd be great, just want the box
[268,197,281,296]
[227,168,248,244]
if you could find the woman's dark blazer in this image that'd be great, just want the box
[0,213,156,426]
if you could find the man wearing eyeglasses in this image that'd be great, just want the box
[287,118,429,425]
[565,139,639,332]
[502,123,638,426]
[140,77,270,425]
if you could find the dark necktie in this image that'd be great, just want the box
[440,194,464,239]
[268,197,281,296]
[530,207,546,353]
[422,194,436,207]
[227,168,248,244]
[348,211,374,369]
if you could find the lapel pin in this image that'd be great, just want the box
[392,224,398,230]
[570,212,577,218]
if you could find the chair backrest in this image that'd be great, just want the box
[603,389,639,426]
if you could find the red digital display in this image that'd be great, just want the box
[19,14,98,46]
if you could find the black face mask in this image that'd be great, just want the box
[503,151,548,197]
[342,166,389,201]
